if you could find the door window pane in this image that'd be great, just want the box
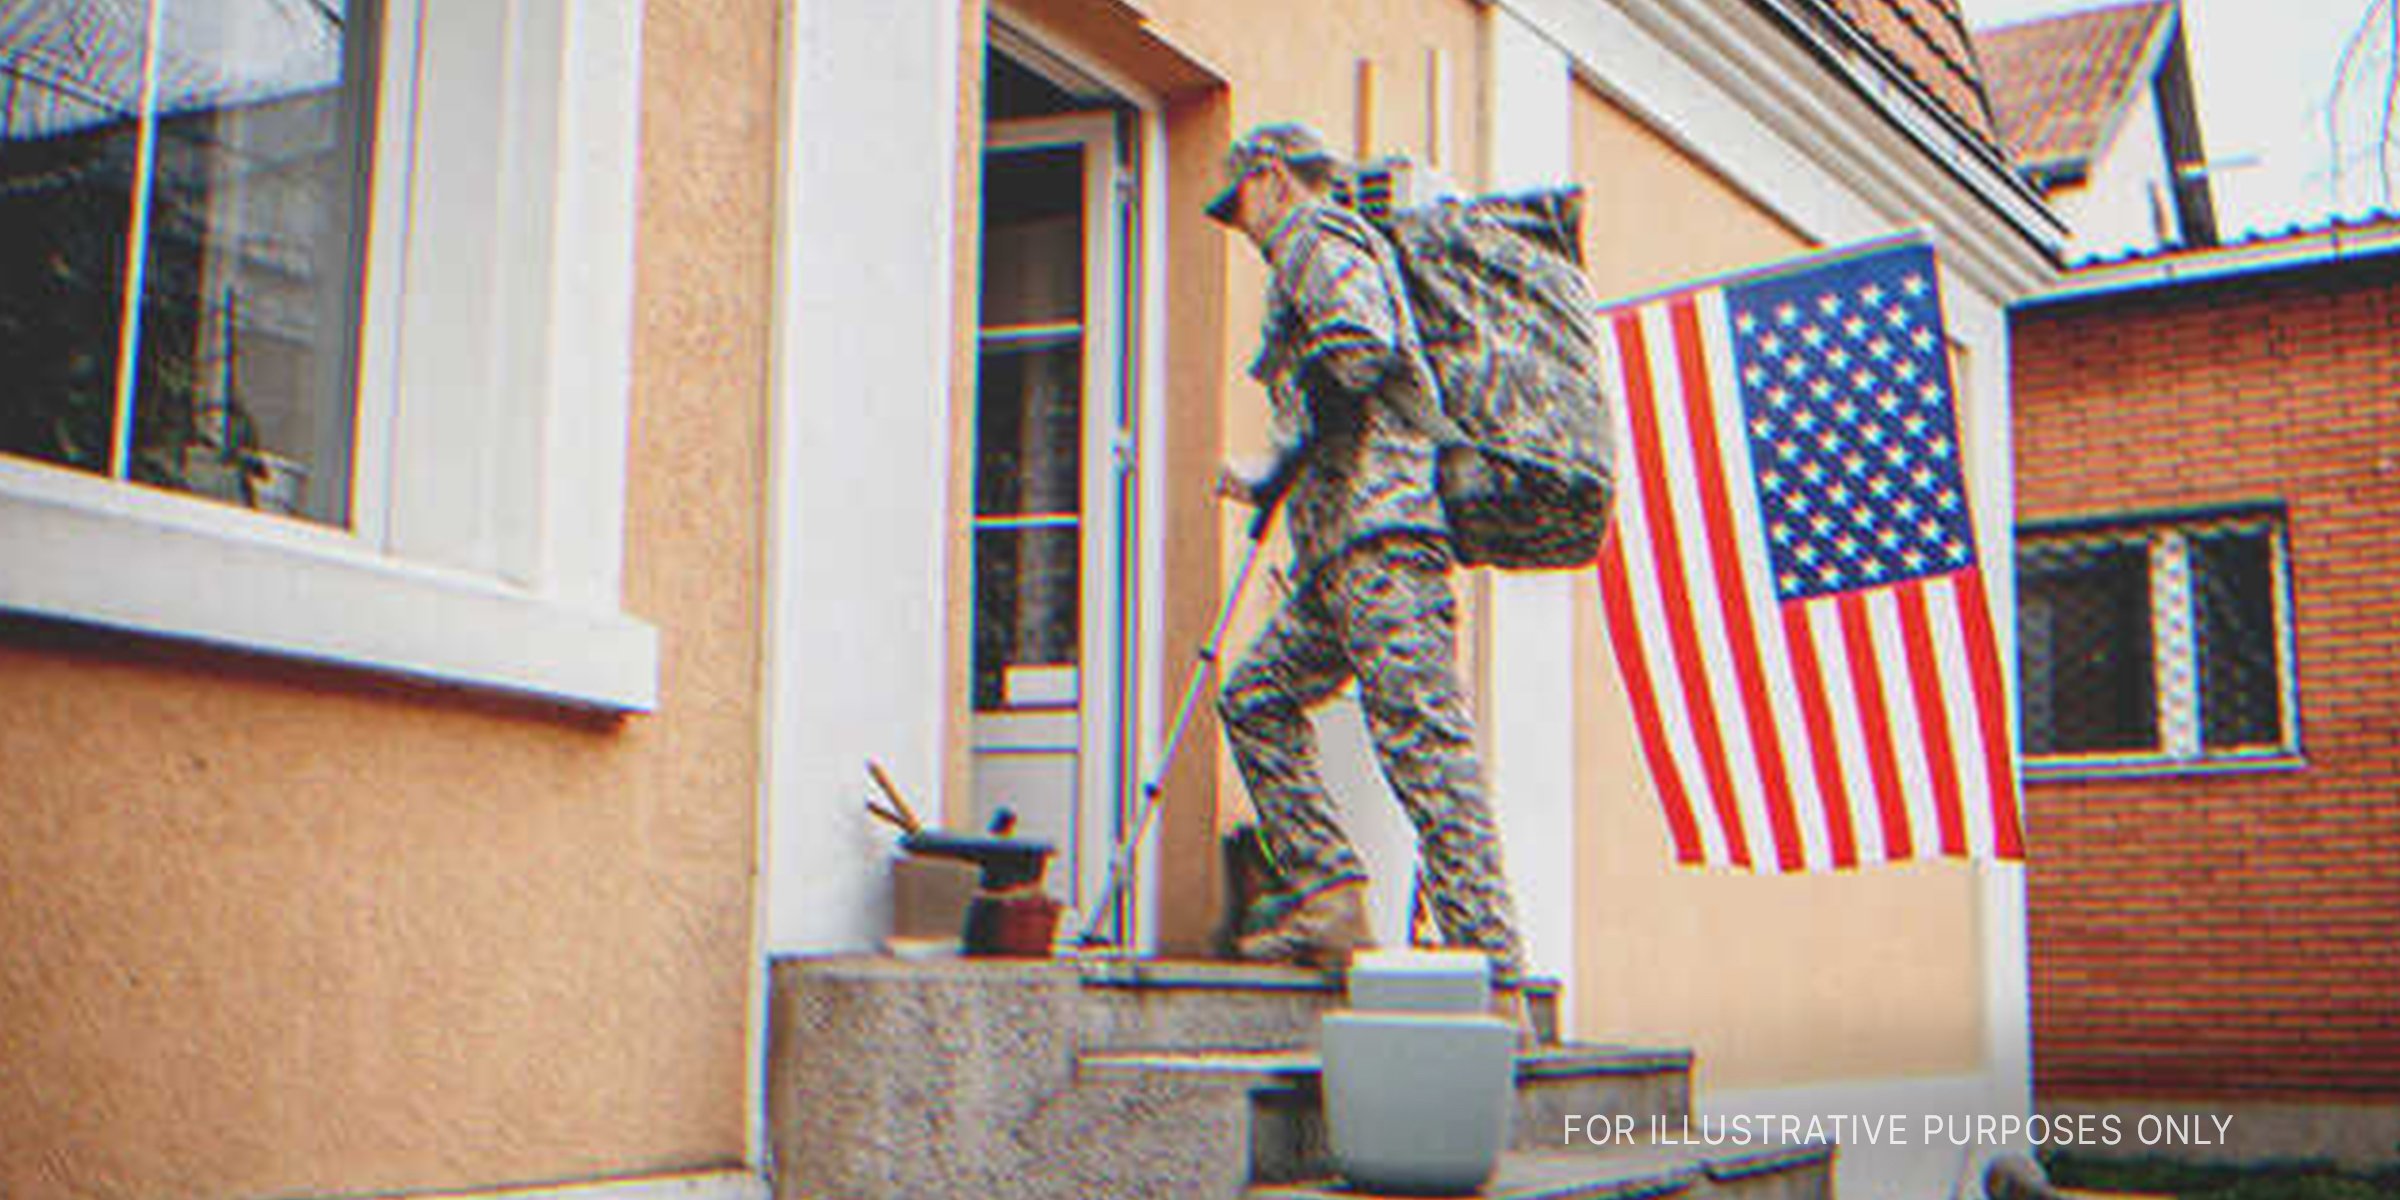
[0,0,379,525]
[973,526,1080,711]
[979,147,1083,329]
[974,341,1081,517]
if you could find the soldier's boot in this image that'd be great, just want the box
[1236,879,1377,971]
[1492,982,1539,1049]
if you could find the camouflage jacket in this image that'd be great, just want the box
[1249,201,1448,584]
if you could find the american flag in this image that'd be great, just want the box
[1594,240,2025,872]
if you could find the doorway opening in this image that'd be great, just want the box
[968,34,1146,943]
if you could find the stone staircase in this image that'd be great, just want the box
[766,956,1832,1200]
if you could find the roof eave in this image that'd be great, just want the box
[1748,0,2068,263]
[2022,158,2090,190]
[2024,218,2400,307]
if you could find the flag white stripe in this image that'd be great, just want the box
[1634,300,1754,866]
[1603,311,1731,866]
[1645,300,1778,870]
[1695,289,1837,870]
[1930,574,2003,857]
[1865,588,1941,858]
[1805,601,1893,865]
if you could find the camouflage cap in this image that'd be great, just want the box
[1205,122,1337,225]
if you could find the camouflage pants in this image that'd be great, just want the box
[1217,535,1527,981]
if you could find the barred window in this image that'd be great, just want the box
[2017,512,2297,773]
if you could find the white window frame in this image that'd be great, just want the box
[2019,511,2301,780]
[0,0,657,711]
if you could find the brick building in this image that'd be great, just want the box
[2010,217,2400,1162]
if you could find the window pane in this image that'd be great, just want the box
[2192,528,2282,749]
[0,0,378,525]
[2019,537,2158,755]
[974,342,1082,516]
[973,527,1080,711]
[0,6,143,473]
[129,0,377,524]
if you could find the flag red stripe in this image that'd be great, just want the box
[1615,309,1751,867]
[1780,604,1860,869]
[1599,536,1707,864]
[1669,299,1805,871]
[1836,592,1914,859]
[1955,573,2027,859]
[1896,578,1970,857]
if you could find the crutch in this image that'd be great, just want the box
[1078,508,1275,948]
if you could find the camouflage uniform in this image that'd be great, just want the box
[1219,199,1527,981]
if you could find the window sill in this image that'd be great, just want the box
[2023,753,2305,783]
[0,465,657,712]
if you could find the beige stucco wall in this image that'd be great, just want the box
[0,1,773,1196]
[1568,81,1988,1091]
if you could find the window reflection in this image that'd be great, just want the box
[0,0,378,525]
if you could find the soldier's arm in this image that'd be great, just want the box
[1285,222,1409,398]
[1250,370,1310,504]
[1234,315,1313,511]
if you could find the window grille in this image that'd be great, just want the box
[2017,511,2297,772]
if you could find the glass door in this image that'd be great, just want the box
[971,114,1129,934]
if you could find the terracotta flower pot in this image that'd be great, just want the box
[964,890,1061,957]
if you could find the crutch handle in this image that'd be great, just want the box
[1246,497,1278,542]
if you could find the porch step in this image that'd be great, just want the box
[766,956,1797,1200]
[1077,956,1563,1048]
[1248,1143,1834,1200]
[1078,1043,1693,1184]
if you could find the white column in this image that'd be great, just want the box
[1482,9,1580,1007]
[1951,286,2034,1163]
[761,0,960,954]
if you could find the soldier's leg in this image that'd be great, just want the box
[1217,588,1366,896]
[1328,538,1528,982]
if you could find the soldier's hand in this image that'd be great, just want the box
[1217,461,1266,506]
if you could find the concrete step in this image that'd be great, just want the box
[1077,1042,1694,1184]
[1247,1142,1833,1200]
[1078,956,1563,1049]
[768,956,1629,1200]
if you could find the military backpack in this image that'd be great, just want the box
[1362,184,1618,570]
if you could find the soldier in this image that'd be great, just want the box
[1206,123,1527,983]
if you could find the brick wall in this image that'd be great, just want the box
[2012,258,2400,1100]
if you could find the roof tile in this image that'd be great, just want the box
[1816,0,2002,147]
[1974,0,2176,177]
